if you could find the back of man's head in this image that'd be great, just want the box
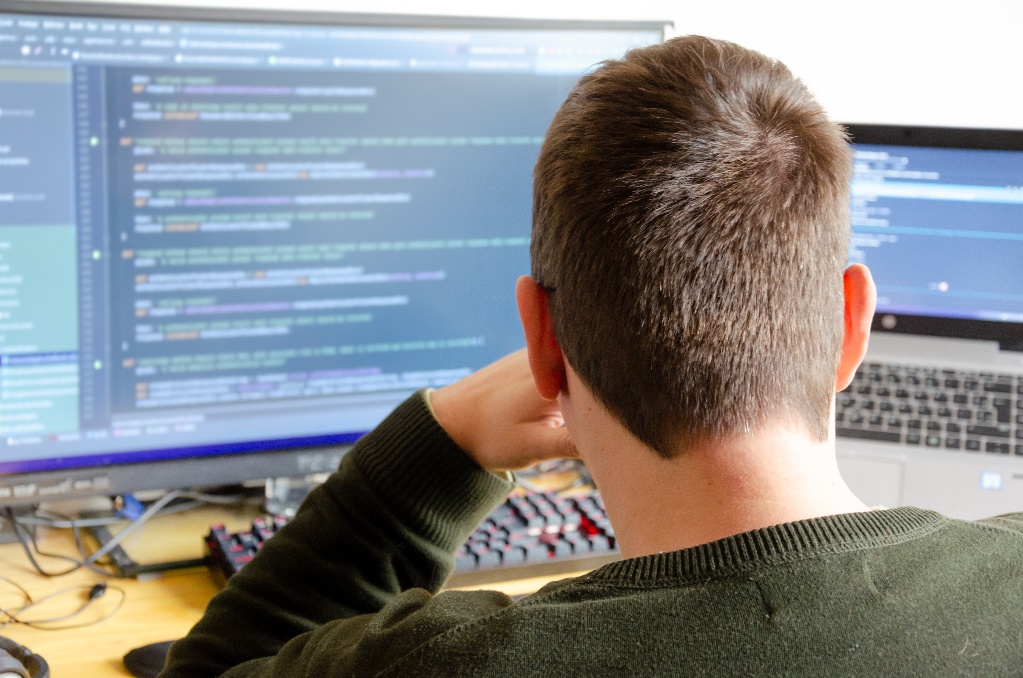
[532,35,852,458]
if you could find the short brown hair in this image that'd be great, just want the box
[532,36,852,457]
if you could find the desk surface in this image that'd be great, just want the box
[0,505,586,677]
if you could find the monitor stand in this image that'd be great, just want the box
[263,476,316,517]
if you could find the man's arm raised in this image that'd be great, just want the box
[160,351,574,677]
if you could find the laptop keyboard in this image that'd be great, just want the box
[837,363,1023,455]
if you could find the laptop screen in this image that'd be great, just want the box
[846,125,1023,348]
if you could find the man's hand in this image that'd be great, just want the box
[429,349,577,472]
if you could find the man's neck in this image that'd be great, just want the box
[561,380,868,559]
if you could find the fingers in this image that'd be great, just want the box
[525,425,579,463]
[430,349,577,472]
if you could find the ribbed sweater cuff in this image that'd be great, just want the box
[349,390,516,551]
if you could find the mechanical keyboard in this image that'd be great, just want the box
[206,487,620,588]
[836,362,1023,455]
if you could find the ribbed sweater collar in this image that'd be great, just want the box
[586,506,946,585]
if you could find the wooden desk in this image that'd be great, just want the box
[0,505,589,677]
[0,506,244,677]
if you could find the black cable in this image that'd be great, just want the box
[0,574,33,626]
[0,579,126,630]
[3,488,254,579]
[2,509,111,577]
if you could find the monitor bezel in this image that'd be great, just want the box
[0,1,670,507]
[844,123,1023,352]
[1,0,671,33]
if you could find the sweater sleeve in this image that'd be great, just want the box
[159,391,516,678]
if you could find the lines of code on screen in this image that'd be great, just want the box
[103,66,558,416]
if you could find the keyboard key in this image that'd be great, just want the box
[966,424,1010,438]
[565,535,584,552]
[836,427,901,443]
[502,546,526,565]
[994,398,1011,423]
[507,530,534,544]
[986,442,1010,455]
[552,540,573,558]
[525,544,551,563]
[544,512,564,527]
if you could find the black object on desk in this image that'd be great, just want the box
[123,640,174,678]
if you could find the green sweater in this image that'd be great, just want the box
[161,393,1023,677]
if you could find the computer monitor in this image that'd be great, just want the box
[0,2,668,507]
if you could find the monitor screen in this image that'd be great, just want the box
[0,2,667,505]
[845,124,1023,348]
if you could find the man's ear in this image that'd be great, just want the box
[516,276,566,399]
[836,263,877,391]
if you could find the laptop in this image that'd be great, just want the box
[835,124,1023,520]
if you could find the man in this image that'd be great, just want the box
[161,36,1023,677]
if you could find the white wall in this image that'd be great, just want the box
[32,0,1023,129]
